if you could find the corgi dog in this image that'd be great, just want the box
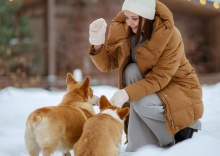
[74,95,129,156]
[25,73,99,156]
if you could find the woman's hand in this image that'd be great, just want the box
[110,89,129,108]
[89,18,107,45]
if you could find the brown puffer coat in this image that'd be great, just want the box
[88,1,204,134]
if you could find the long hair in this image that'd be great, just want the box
[130,16,154,47]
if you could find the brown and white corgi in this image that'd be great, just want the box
[74,95,129,156]
[25,73,99,156]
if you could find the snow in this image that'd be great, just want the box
[0,83,220,156]
[208,0,220,3]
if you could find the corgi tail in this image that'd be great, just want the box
[29,115,42,128]
[25,114,45,154]
[25,116,40,154]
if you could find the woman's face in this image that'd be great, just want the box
[123,10,145,33]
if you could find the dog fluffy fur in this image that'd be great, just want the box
[25,73,98,156]
[74,95,129,156]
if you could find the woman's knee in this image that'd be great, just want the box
[124,63,142,85]
[131,94,165,120]
[131,98,150,115]
[132,94,157,110]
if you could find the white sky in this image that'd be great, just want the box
[0,83,220,156]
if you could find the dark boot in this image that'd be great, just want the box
[174,127,198,143]
[122,102,130,144]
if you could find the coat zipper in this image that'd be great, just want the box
[162,94,174,129]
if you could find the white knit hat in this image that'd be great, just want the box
[122,0,156,20]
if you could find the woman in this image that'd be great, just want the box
[88,0,204,152]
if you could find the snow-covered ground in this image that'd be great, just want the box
[0,83,220,156]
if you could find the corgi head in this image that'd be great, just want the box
[62,73,99,105]
[66,73,91,98]
[99,95,129,123]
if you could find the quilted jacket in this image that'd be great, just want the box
[88,1,204,134]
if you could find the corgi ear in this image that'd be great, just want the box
[99,95,111,111]
[66,73,77,86]
[117,107,129,121]
[82,76,90,97]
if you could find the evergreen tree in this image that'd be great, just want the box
[0,0,33,76]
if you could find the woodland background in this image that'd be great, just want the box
[0,0,220,89]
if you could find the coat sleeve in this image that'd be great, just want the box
[88,44,119,72]
[88,11,129,72]
[125,27,184,102]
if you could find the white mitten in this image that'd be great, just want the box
[89,18,107,45]
[110,89,129,108]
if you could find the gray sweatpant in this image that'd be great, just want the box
[123,63,201,152]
